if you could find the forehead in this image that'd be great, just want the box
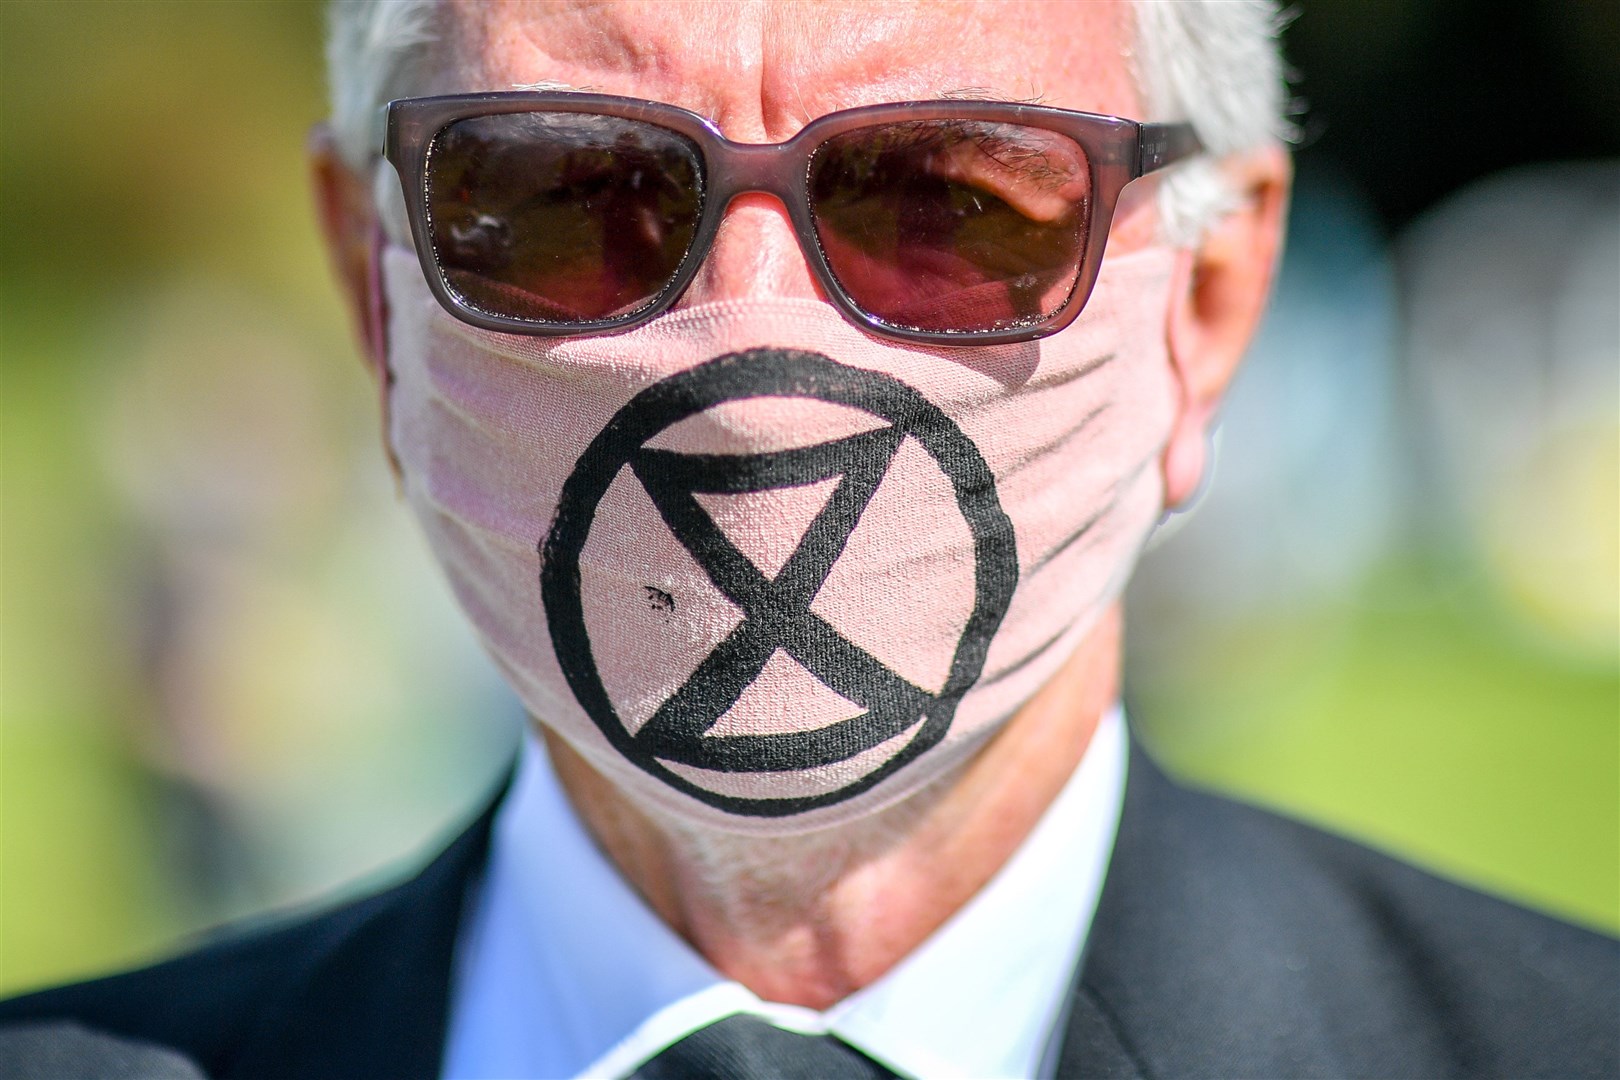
[441,0,1141,137]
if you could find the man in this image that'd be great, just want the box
[2,2,1615,1077]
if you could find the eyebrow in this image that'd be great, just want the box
[510,79,597,92]
[939,86,1046,105]
[508,82,1047,107]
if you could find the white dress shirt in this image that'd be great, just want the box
[442,708,1126,1080]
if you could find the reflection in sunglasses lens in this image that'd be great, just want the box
[427,113,703,323]
[809,120,1091,333]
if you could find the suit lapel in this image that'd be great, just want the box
[1050,981,1146,1079]
[226,775,507,1080]
[1059,738,1363,1079]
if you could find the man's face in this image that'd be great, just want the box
[313,0,1287,830]
[435,0,1157,304]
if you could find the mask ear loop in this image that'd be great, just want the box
[367,222,404,484]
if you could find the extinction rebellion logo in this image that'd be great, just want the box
[541,348,1017,816]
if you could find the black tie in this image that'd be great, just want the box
[627,1013,901,1079]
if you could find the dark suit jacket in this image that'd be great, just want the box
[4,742,1616,1078]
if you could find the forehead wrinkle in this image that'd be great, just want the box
[752,2,1131,125]
[441,0,1137,129]
[450,1,774,133]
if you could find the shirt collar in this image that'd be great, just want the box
[444,709,1127,1080]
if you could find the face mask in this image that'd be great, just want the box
[382,243,1178,834]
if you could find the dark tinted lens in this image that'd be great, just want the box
[426,112,702,324]
[809,120,1091,333]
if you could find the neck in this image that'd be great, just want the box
[544,605,1121,1010]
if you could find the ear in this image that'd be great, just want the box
[310,125,404,479]
[1161,144,1291,509]
[309,124,387,382]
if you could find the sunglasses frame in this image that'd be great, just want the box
[384,92,1200,346]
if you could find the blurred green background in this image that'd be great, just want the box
[1,1,1616,996]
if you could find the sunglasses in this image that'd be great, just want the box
[383,93,1199,346]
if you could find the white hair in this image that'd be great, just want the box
[1132,1,1295,243]
[325,0,441,172]
[324,0,1289,242]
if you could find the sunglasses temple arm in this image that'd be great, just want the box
[1137,122,1203,177]
[374,103,396,159]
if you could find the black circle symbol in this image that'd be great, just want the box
[541,348,1018,816]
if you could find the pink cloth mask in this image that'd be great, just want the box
[383,243,1179,834]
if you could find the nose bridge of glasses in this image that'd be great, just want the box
[707,138,804,206]
[679,137,826,305]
